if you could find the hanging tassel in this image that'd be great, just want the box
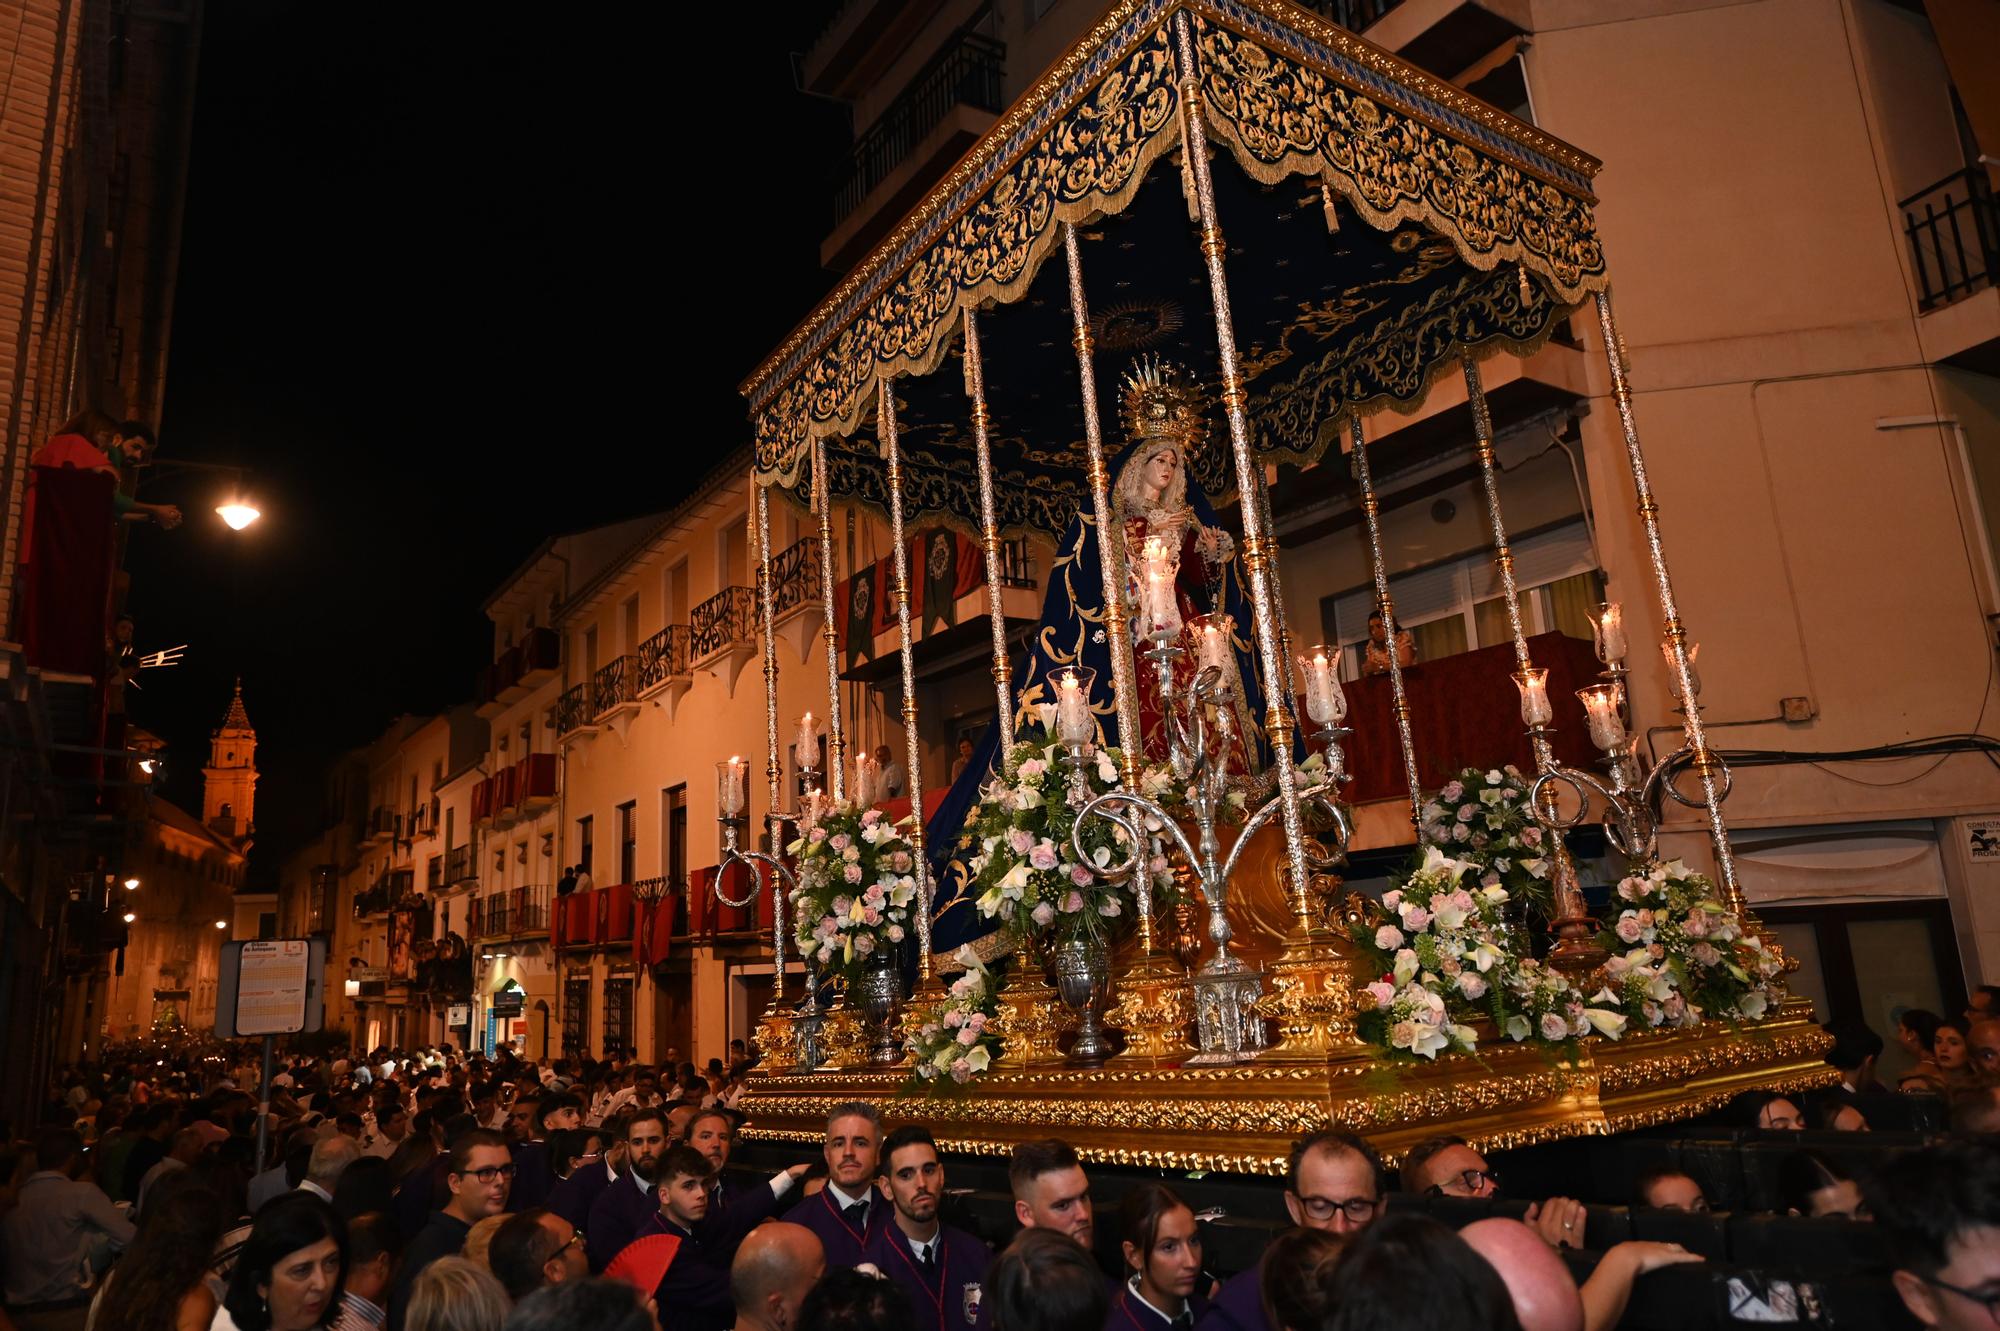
[1321,179,1340,233]
[1518,263,1533,305]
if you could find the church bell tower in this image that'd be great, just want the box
[204,678,258,843]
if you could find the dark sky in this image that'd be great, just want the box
[136,4,849,871]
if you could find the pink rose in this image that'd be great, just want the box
[1019,758,1046,779]
[949,1059,973,1083]
[891,851,913,873]
[1365,980,1396,1007]
[1441,781,1465,801]
[829,834,851,851]
[1031,902,1055,927]
[862,907,881,926]
[1029,843,1059,871]
[1374,925,1405,950]
[1456,972,1488,1000]
[1401,907,1431,931]
[1520,826,1543,848]
[1063,891,1085,913]
[957,1025,979,1046]
[844,864,864,884]
[1008,828,1035,855]
[1382,890,1403,911]
[1614,915,1643,944]
[855,934,875,955]
[1539,1012,1569,1042]
[1070,866,1093,887]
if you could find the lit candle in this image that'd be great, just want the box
[1514,667,1554,727]
[1141,537,1181,636]
[717,757,747,818]
[1194,616,1231,674]
[802,787,823,836]
[1300,646,1344,725]
[852,750,880,808]
[795,712,817,771]
[1593,603,1628,666]
[1577,685,1626,750]
[1661,639,1702,698]
[1055,667,1096,746]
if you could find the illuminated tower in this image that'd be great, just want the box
[203,678,258,842]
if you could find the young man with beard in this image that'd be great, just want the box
[390,1128,512,1331]
[866,1126,994,1331]
[1198,1130,1382,1331]
[1011,1139,1097,1256]
[587,1108,673,1270]
[783,1100,886,1267]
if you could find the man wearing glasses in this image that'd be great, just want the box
[1198,1130,1383,1331]
[1401,1135,1588,1250]
[1876,1139,2000,1330]
[389,1128,513,1330]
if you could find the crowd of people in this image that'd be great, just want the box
[5,999,2000,1331]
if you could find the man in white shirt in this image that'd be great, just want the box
[298,1134,361,1204]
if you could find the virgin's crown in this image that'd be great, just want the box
[1119,355,1206,446]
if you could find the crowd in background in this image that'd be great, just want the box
[4,992,2000,1331]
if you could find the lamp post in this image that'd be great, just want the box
[136,458,263,530]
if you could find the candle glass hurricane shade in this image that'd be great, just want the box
[718,759,749,819]
[1577,685,1627,751]
[1141,537,1182,636]
[1514,667,1554,728]
[1055,667,1098,746]
[1299,646,1345,726]
[1592,603,1628,666]
[852,752,881,808]
[1190,615,1232,676]
[1661,640,1702,698]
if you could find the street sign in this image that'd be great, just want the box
[447,1003,470,1028]
[216,938,326,1038]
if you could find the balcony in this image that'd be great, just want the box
[471,884,552,942]
[821,28,1005,272]
[554,682,594,739]
[361,805,397,845]
[475,626,561,717]
[834,529,1043,683]
[444,843,476,885]
[634,624,693,719]
[472,753,557,829]
[691,585,759,691]
[553,882,637,950]
[767,538,826,665]
[1904,167,2000,375]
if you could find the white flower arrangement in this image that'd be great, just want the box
[1353,846,1624,1060]
[1419,766,1552,915]
[1594,858,1782,1028]
[788,804,918,987]
[901,946,1002,1094]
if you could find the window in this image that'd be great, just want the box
[577,816,594,876]
[427,855,442,892]
[603,977,633,1058]
[1320,521,1600,677]
[663,785,687,892]
[563,975,591,1056]
[617,800,637,885]
[622,595,640,656]
[719,517,747,588]
[584,625,599,679]
[666,560,689,626]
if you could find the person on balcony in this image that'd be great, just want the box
[876,745,906,801]
[556,866,577,898]
[1360,611,1416,677]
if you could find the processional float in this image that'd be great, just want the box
[718,0,1832,1172]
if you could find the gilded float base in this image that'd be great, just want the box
[817,1002,867,1072]
[755,1006,799,1071]
[740,1000,1835,1174]
[1257,929,1367,1061]
[990,970,1066,1068]
[1108,956,1197,1065]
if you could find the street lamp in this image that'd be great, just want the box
[214,920,227,930]
[137,459,263,530]
[122,912,136,924]
[123,878,139,891]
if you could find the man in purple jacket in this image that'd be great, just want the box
[866,1125,993,1331]
[781,1100,885,1268]
[1196,1129,1382,1331]
[587,1108,674,1271]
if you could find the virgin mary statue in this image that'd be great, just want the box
[923,356,1274,954]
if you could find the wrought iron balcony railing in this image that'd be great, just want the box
[636,625,690,692]
[554,682,591,735]
[444,843,475,885]
[691,586,756,661]
[833,28,1005,224]
[1903,167,1998,312]
[592,656,634,717]
[770,538,816,617]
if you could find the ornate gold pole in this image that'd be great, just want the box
[752,483,798,1067]
[1348,417,1424,828]
[810,434,847,804]
[877,380,935,987]
[962,309,1017,769]
[1464,355,1604,973]
[1592,290,1742,910]
[1174,8,1311,908]
[1061,221,1191,1064]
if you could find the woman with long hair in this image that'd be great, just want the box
[1110,1183,1208,1330]
[88,1182,228,1331]
[216,1192,347,1331]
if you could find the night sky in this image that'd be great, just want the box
[136,5,849,871]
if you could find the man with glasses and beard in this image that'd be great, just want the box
[866,1126,992,1331]
[1199,1130,1382,1331]
[389,1128,512,1331]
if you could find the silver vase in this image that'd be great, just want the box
[855,950,904,1066]
[794,962,826,1074]
[1053,936,1114,1066]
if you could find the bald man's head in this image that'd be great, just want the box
[730,1221,826,1331]
[1970,1016,2000,1080]
[1459,1218,1583,1331]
